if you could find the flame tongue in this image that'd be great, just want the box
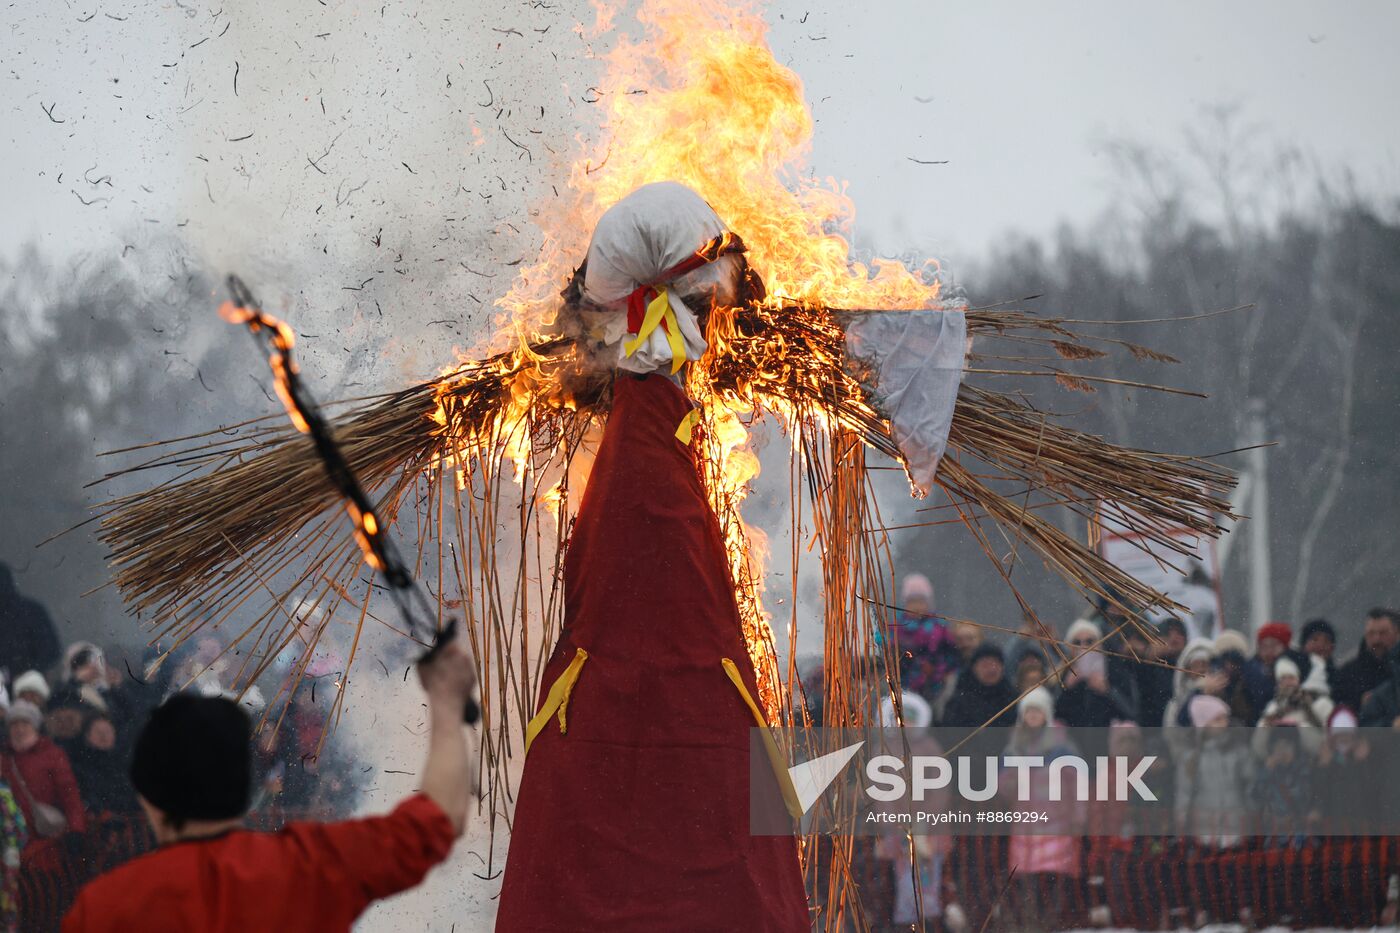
[570,0,940,312]
[433,0,957,717]
[220,290,395,587]
[500,0,944,337]
[218,300,311,435]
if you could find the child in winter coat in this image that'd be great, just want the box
[873,692,952,930]
[1174,694,1254,848]
[1249,724,1313,847]
[878,574,959,701]
[1252,655,1334,758]
[1001,688,1086,932]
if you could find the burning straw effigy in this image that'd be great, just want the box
[89,284,1235,772]
[81,0,1238,926]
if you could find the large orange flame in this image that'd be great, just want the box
[502,0,941,328]
[444,0,948,719]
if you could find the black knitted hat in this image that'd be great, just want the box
[130,694,252,822]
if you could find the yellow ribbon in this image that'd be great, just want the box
[674,409,701,445]
[722,658,804,819]
[525,647,589,753]
[622,287,688,375]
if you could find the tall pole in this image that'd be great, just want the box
[1245,400,1272,635]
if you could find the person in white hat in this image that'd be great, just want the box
[1253,655,1334,757]
[13,670,50,709]
[1002,686,1084,931]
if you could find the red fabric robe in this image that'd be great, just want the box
[496,373,807,931]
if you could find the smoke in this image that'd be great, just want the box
[0,0,621,642]
[1,247,225,644]
[0,244,529,928]
[0,5,621,927]
[297,605,509,931]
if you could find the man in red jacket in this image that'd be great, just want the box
[62,634,477,932]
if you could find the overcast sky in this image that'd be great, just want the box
[788,0,1399,267]
[5,0,1398,277]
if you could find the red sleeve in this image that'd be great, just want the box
[61,892,90,933]
[49,747,87,834]
[292,793,455,906]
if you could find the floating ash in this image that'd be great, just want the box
[79,0,1239,925]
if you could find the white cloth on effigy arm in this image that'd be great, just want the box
[579,181,741,375]
[840,307,967,497]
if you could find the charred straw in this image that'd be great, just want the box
[92,301,1233,655]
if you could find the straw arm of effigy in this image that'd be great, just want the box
[90,303,1234,664]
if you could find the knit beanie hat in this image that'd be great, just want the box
[899,573,935,606]
[1213,629,1250,659]
[5,700,42,729]
[1017,686,1056,722]
[1300,618,1336,647]
[1328,708,1358,732]
[130,694,252,822]
[1180,638,1215,670]
[1273,657,1301,684]
[1065,618,1102,645]
[970,643,1005,666]
[1157,617,1188,641]
[1256,621,1292,648]
[13,671,50,703]
[1188,694,1230,728]
[880,691,933,728]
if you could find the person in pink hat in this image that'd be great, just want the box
[1000,687,1086,931]
[878,573,958,702]
[1175,694,1252,850]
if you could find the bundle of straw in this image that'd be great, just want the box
[97,308,1226,630]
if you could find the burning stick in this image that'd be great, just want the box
[217,274,478,723]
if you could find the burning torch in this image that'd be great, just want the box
[218,275,479,724]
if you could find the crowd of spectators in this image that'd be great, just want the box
[5,551,1399,931]
[834,573,1400,931]
[0,563,357,932]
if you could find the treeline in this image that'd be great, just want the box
[900,140,1400,648]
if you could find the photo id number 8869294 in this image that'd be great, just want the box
[977,811,1048,823]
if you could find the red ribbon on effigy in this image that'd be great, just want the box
[624,232,745,335]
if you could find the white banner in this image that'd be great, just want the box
[1096,504,1225,640]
